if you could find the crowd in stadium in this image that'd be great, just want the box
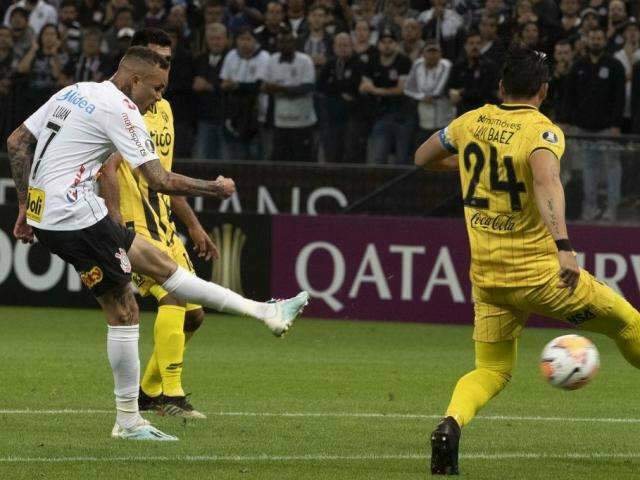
[0,0,638,170]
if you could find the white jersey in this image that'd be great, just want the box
[24,81,158,231]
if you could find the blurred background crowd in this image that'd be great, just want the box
[1,0,640,220]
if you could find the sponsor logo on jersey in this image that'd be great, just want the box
[26,187,45,223]
[566,307,596,325]
[55,88,96,114]
[115,248,132,273]
[542,131,558,144]
[66,188,78,203]
[80,266,103,288]
[470,211,516,232]
[150,129,172,157]
[121,113,147,157]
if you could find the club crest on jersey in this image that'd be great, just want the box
[542,131,558,144]
[80,266,103,288]
[115,248,132,273]
[66,188,78,203]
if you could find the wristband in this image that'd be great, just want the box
[555,239,573,252]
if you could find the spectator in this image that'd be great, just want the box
[557,0,581,43]
[3,0,58,35]
[547,39,573,121]
[8,7,34,60]
[298,4,332,72]
[263,30,317,162]
[563,27,625,221]
[165,26,196,158]
[142,0,167,28]
[418,0,465,60]
[16,23,69,115]
[110,27,134,66]
[58,0,81,55]
[351,18,377,66]
[529,0,559,32]
[318,0,351,36]
[254,2,287,53]
[574,7,600,58]
[360,29,413,164]
[63,27,112,82]
[473,0,509,42]
[478,13,505,66]
[352,0,377,27]
[286,0,308,38]
[399,18,424,62]
[506,0,538,41]
[614,20,640,132]
[376,0,419,40]
[102,6,135,54]
[220,27,270,160]
[607,0,628,53]
[0,25,16,150]
[203,0,227,27]
[103,0,131,27]
[166,5,196,53]
[448,31,498,116]
[226,0,264,36]
[193,23,228,159]
[77,0,105,27]
[518,21,541,50]
[317,32,363,162]
[404,40,453,145]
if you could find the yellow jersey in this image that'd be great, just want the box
[440,103,565,289]
[117,99,177,245]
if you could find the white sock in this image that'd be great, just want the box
[162,267,276,320]
[107,325,143,429]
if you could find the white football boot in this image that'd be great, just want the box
[263,291,310,337]
[111,417,178,441]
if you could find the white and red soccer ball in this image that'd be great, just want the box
[539,334,600,390]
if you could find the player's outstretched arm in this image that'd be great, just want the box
[530,149,579,292]
[7,124,37,243]
[137,159,235,198]
[414,130,459,171]
[99,153,124,225]
[170,195,219,261]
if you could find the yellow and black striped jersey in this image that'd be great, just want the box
[440,103,565,289]
[117,99,177,244]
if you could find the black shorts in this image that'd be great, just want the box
[34,216,136,298]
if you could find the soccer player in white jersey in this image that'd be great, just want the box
[6,46,309,441]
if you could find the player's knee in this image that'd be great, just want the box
[184,309,205,332]
[158,293,185,307]
[101,285,139,326]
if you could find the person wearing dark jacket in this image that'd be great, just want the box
[447,31,499,116]
[253,1,288,53]
[563,27,625,221]
[192,23,228,160]
[317,32,363,162]
[220,27,270,160]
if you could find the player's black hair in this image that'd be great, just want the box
[123,45,170,70]
[501,45,549,98]
[130,28,172,48]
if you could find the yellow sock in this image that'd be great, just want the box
[445,340,516,427]
[152,305,187,397]
[141,350,162,398]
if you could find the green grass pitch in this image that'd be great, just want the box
[0,306,639,479]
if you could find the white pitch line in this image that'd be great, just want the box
[1,452,640,463]
[1,409,640,424]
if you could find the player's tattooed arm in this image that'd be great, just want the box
[138,159,236,198]
[530,149,568,241]
[6,124,37,205]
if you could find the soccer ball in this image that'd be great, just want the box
[539,334,600,390]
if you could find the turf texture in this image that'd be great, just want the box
[0,306,638,479]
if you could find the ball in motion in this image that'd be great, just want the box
[539,334,600,390]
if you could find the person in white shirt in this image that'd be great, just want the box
[3,0,57,35]
[6,46,308,442]
[404,40,454,146]
[614,20,640,131]
[220,27,270,160]
[262,30,317,162]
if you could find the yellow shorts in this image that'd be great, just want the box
[132,234,201,312]
[473,268,633,342]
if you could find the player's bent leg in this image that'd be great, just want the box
[184,307,205,341]
[127,235,309,336]
[96,284,177,441]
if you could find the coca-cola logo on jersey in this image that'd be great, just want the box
[469,211,516,232]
